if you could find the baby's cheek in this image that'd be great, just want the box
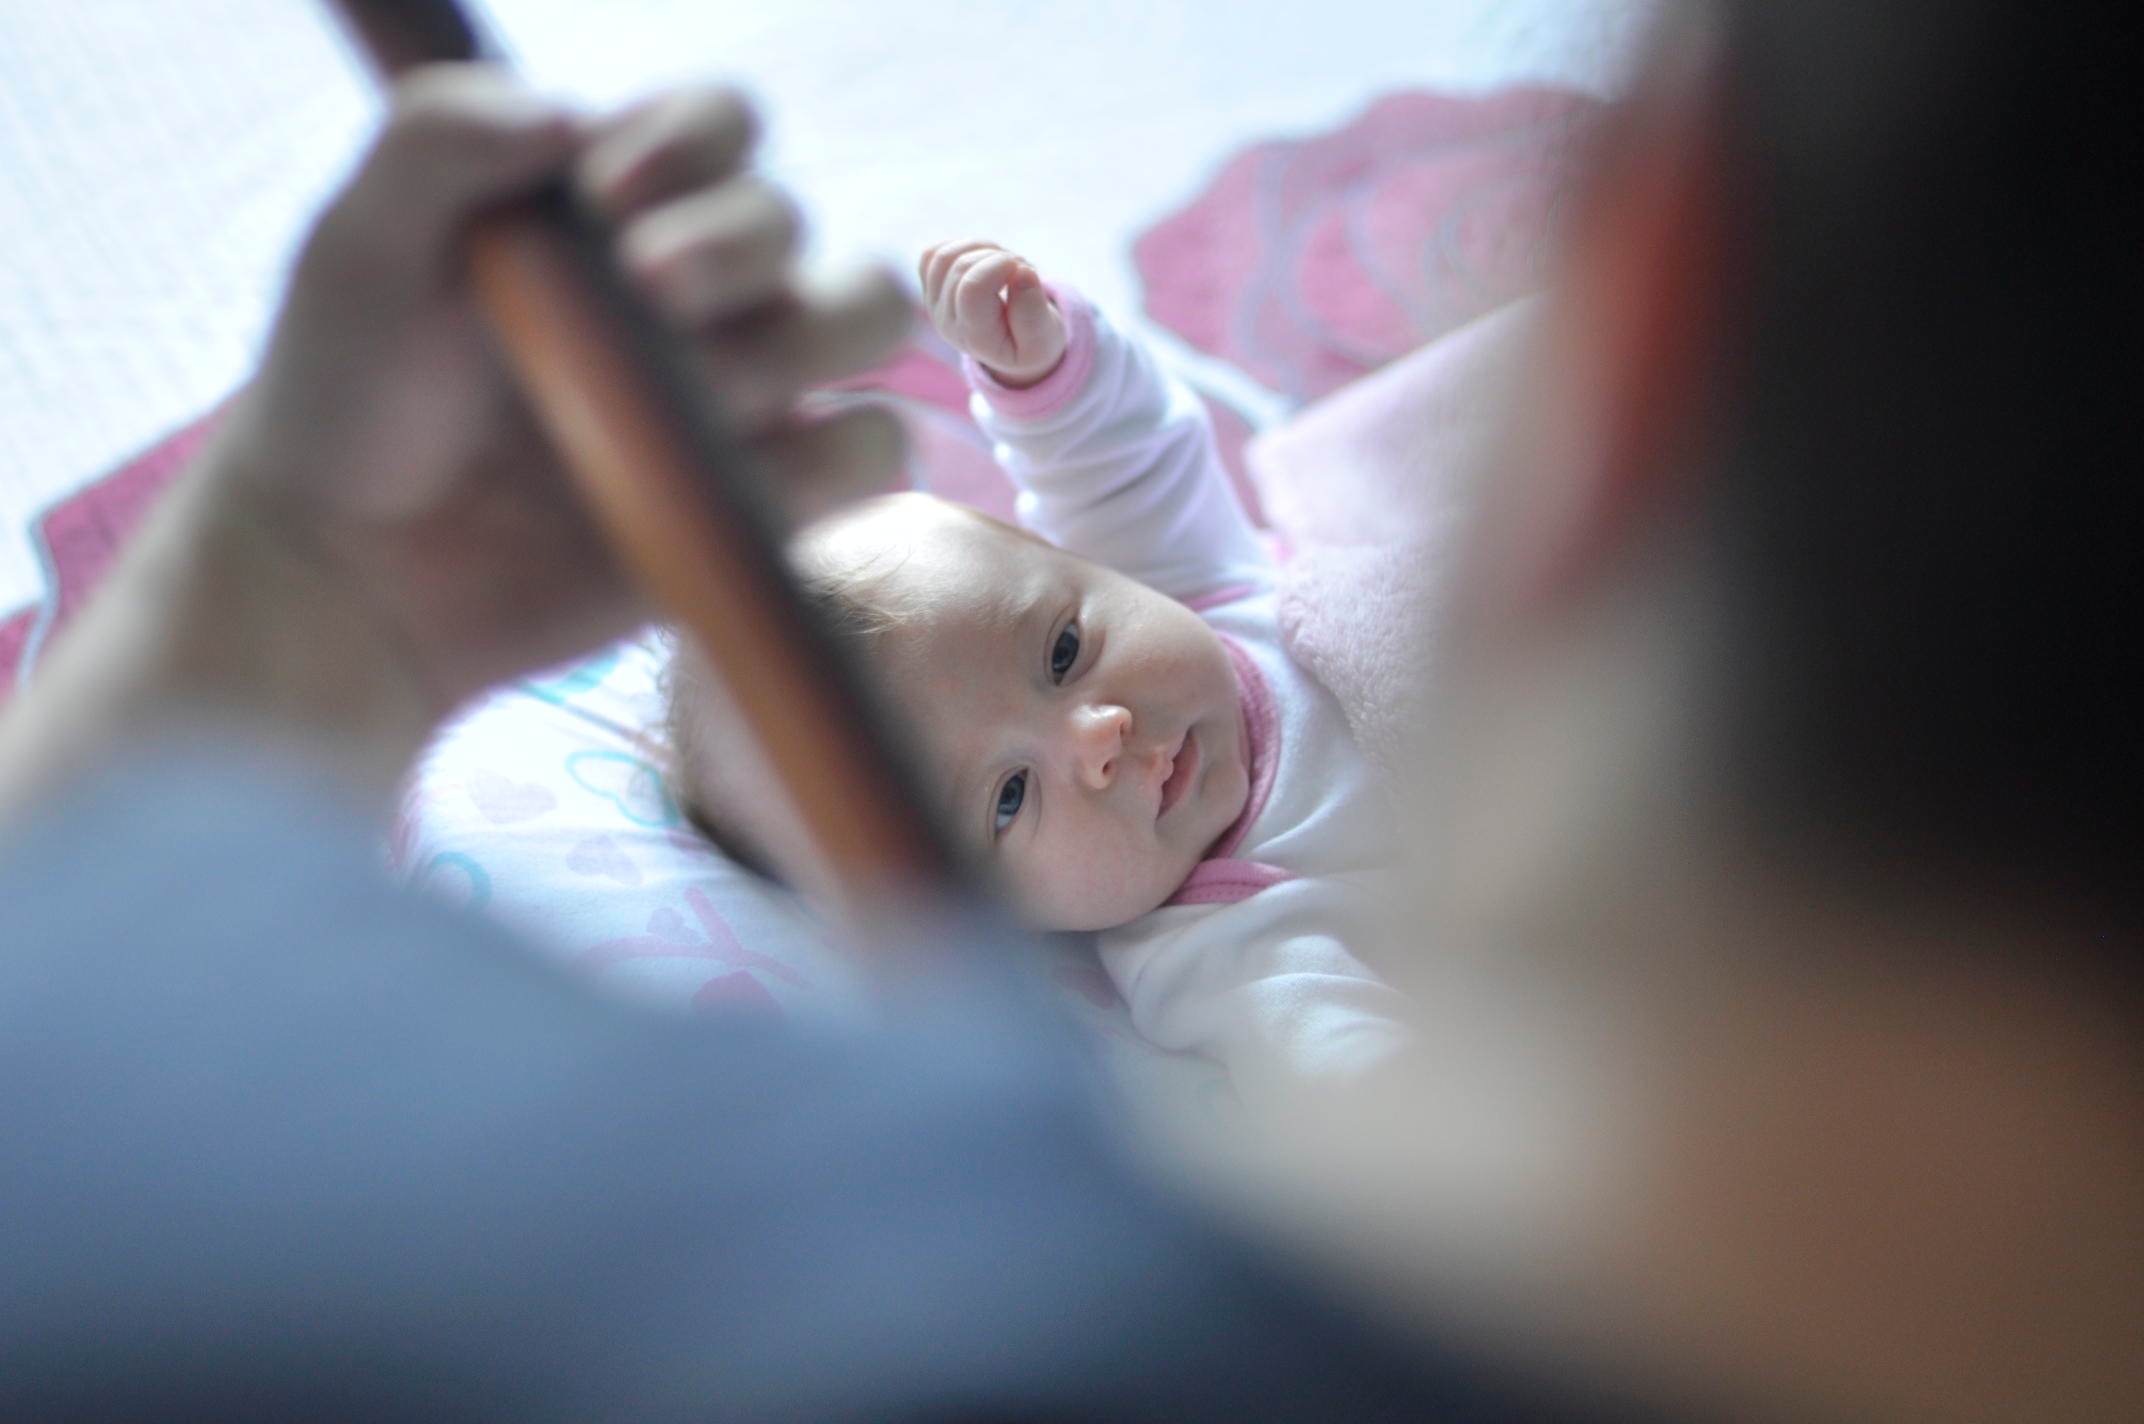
[1009,822,1193,933]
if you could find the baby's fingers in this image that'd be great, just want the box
[952,250,1022,334]
[919,238,1001,308]
[933,246,1006,336]
[1005,261,1054,339]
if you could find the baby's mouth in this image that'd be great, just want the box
[1157,729,1199,820]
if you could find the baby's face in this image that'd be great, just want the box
[826,499,1249,931]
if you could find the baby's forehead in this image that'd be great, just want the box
[830,506,1063,718]
[818,496,1054,628]
[895,525,1052,651]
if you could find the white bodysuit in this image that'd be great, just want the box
[966,285,1412,1104]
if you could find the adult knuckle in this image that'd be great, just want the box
[683,85,759,154]
[382,67,488,154]
[856,269,912,330]
[847,402,906,460]
[752,183,804,251]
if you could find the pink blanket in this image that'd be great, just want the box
[1251,299,1544,780]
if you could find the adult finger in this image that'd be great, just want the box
[701,266,912,428]
[312,66,577,289]
[576,86,760,221]
[754,401,909,526]
[620,176,803,327]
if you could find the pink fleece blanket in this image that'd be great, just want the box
[1248,299,1544,780]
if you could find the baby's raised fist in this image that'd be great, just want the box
[918,239,1069,389]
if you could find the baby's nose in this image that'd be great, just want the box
[1069,703,1132,791]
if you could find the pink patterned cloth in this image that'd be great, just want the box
[1135,87,1600,403]
[1,412,218,702]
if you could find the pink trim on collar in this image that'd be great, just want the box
[1161,634,1294,908]
[1207,633,1278,862]
[1166,858,1294,907]
[1181,581,1261,613]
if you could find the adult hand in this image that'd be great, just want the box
[0,66,910,819]
[228,65,911,714]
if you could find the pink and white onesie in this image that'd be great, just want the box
[965,286,1413,1104]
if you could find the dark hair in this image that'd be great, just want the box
[1701,4,2139,927]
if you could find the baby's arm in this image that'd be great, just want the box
[1100,882,1415,1106]
[919,241,1267,600]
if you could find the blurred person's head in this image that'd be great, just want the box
[1370,4,2141,1419]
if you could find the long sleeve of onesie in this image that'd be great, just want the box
[965,285,1413,1100]
[965,284,1270,601]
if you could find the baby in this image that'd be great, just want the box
[668,241,1410,1101]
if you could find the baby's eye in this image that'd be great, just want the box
[993,770,1028,834]
[1049,623,1081,683]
